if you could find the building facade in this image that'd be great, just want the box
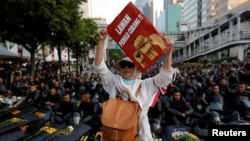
[172,10,250,63]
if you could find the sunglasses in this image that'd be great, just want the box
[119,61,135,69]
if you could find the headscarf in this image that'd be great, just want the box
[113,56,142,80]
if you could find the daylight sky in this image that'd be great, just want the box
[91,0,135,24]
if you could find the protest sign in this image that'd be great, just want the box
[107,2,171,72]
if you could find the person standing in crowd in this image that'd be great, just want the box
[61,62,69,83]
[79,61,83,76]
[94,28,175,141]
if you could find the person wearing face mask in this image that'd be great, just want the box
[94,27,175,141]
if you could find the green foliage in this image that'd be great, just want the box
[173,132,200,141]
[67,18,98,76]
[0,0,92,77]
[108,49,124,62]
[69,18,99,58]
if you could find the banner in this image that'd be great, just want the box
[107,2,171,72]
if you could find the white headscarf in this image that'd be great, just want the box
[113,56,142,80]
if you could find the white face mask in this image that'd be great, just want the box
[122,78,135,85]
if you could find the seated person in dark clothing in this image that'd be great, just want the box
[54,81,65,97]
[24,84,43,107]
[77,92,101,127]
[0,77,7,95]
[63,77,75,97]
[204,83,236,122]
[11,75,22,96]
[218,77,234,112]
[205,83,225,114]
[148,96,164,122]
[148,95,165,136]
[233,82,250,120]
[37,81,49,98]
[94,79,109,103]
[182,78,197,102]
[20,74,30,96]
[50,93,79,125]
[43,87,61,110]
[190,90,209,123]
[164,87,194,125]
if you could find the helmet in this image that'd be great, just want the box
[208,111,221,124]
[150,119,162,135]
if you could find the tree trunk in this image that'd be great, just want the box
[57,45,62,81]
[30,49,36,78]
[42,44,45,62]
[76,54,79,77]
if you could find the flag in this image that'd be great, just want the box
[149,87,167,107]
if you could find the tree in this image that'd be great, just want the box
[108,49,124,63]
[0,0,87,77]
[45,0,87,78]
[68,18,99,76]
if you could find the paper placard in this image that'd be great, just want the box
[107,2,171,72]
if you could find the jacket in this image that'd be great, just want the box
[94,60,174,141]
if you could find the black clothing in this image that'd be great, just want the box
[183,85,196,102]
[11,80,22,96]
[0,83,7,95]
[205,93,224,113]
[24,90,42,107]
[77,102,101,126]
[44,94,61,104]
[190,97,209,119]
[37,85,49,97]
[233,91,250,118]
[44,93,61,109]
[77,102,95,118]
[164,97,194,125]
[54,100,77,116]
[51,100,78,124]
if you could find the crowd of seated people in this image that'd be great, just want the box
[0,58,250,136]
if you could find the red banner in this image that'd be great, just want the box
[107,2,171,72]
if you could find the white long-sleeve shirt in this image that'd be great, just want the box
[94,60,175,141]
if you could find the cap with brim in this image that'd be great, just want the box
[113,56,134,71]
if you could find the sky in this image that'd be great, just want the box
[91,0,135,24]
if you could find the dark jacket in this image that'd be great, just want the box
[165,96,194,117]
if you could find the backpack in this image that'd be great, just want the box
[101,85,141,141]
